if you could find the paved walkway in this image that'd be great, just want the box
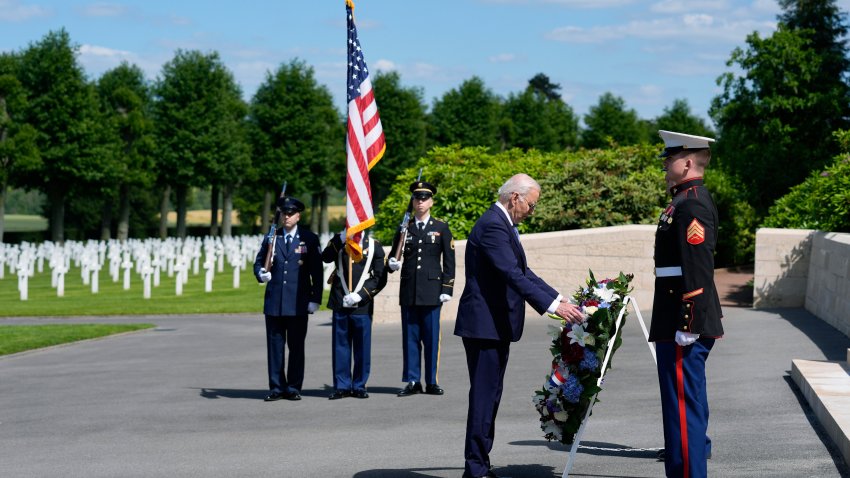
[1,305,848,477]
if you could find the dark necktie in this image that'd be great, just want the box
[418,222,424,233]
[285,234,292,252]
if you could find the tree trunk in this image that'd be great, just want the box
[48,187,65,243]
[100,198,112,240]
[320,188,329,237]
[210,184,220,237]
[159,185,171,239]
[117,183,130,242]
[222,184,233,237]
[175,184,188,239]
[261,189,272,233]
[311,193,320,232]
[0,181,6,243]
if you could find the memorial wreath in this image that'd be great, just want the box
[532,270,634,444]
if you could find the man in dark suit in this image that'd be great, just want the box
[387,181,455,397]
[322,230,386,400]
[454,174,585,478]
[649,130,723,478]
[253,196,323,402]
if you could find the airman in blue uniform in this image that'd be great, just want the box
[253,197,323,402]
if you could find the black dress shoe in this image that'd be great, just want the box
[397,382,422,397]
[264,392,285,402]
[284,391,301,401]
[425,384,444,395]
[328,390,351,400]
[352,389,369,399]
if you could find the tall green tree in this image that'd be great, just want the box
[96,62,155,241]
[502,73,579,152]
[153,49,247,238]
[710,0,850,213]
[370,70,428,207]
[581,92,644,149]
[248,59,342,234]
[429,76,501,151]
[0,52,41,242]
[17,29,107,242]
[653,99,714,138]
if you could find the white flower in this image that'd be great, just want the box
[547,324,563,339]
[543,420,563,440]
[553,410,568,422]
[566,323,596,347]
[583,305,598,316]
[594,286,620,303]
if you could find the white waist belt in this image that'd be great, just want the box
[656,266,683,277]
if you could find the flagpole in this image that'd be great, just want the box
[348,255,353,293]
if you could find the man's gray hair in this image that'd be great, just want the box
[497,174,541,203]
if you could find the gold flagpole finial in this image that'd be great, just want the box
[346,0,355,10]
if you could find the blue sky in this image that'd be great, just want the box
[3,0,850,125]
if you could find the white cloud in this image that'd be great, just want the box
[373,59,396,72]
[489,53,519,63]
[479,0,633,6]
[80,44,132,58]
[547,16,775,44]
[0,0,50,21]
[80,3,128,17]
[650,0,727,14]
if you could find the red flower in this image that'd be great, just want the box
[559,333,585,364]
[583,299,599,307]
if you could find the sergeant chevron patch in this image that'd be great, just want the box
[687,218,705,245]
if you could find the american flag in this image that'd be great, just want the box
[344,0,385,262]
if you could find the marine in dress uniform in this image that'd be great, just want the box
[649,130,724,478]
[387,181,456,397]
[253,197,323,402]
[321,231,386,400]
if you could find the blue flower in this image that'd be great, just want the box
[599,301,611,309]
[561,374,583,404]
[580,352,599,371]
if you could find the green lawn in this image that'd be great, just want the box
[0,323,156,356]
[4,214,48,232]
[0,265,276,316]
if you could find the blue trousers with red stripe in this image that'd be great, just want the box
[656,339,714,478]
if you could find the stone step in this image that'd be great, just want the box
[791,358,850,467]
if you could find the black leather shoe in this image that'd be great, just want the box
[397,382,422,397]
[328,390,351,400]
[352,389,369,399]
[425,384,444,395]
[264,392,285,402]
[283,391,301,401]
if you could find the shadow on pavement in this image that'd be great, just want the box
[768,308,850,361]
[352,467,463,477]
[195,388,267,400]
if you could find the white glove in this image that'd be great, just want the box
[388,257,401,271]
[307,302,320,314]
[342,292,362,308]
[259,268,272,283]
[439,294,451,303]
[675,331,700,346]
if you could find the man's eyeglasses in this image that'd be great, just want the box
[517,194,536,212]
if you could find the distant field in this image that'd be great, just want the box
[4,215,48,232]
[4,207,346,233]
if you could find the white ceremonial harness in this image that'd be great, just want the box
[336,236,374,295]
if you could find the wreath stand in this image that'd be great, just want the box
[561,295,657,478]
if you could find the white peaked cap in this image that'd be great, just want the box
[658,130,715,157]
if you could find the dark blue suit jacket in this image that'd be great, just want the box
[253,226,323,317]
[454,204,557,342]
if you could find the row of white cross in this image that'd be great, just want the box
[0,235,264,301]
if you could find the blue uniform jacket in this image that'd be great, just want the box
[454,204,558,342]
[253,226,323,317]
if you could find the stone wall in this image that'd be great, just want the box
[753,228,815,308]
[372,225,657,324]
[806,232,850,338]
